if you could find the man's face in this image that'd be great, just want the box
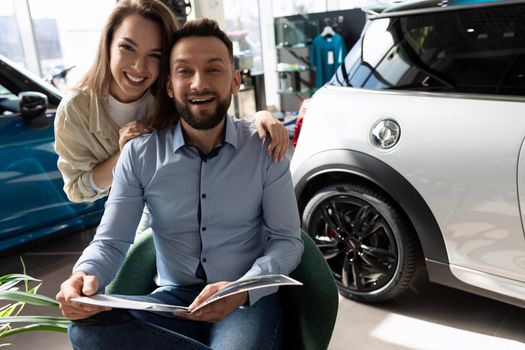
[167,36,240,130]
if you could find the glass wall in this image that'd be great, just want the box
[272,0,326,17]
[223,0,263,74]
[0,0,24,66]
[27,0,115,89]
[0,0,114,90]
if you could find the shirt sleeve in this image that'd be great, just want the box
[73,141,146,289]
[242,151,304,305]
[54,98,110,202]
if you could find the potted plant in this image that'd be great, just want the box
[0,260,70,347]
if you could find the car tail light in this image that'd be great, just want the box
[293,98,311,149]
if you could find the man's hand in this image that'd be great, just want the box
[56,271,110,320]
[253,111,289,162]
[176,281,248,323]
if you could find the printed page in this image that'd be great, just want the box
[72,294,189,312]
[193,274,302,312]
[72,274,302,313]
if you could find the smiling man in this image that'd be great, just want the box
[58,18,303,350]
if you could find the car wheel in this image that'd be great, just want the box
[302,182,421,302]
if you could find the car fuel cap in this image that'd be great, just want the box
[371,119,400,149]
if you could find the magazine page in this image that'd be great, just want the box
[193,274,302,312]
[72,274,302,313]
[72,294,189,312]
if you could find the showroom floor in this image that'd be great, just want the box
[1,228,525,350]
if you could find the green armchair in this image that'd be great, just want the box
[106,230,338,350]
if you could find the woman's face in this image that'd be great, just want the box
[109,14,162,103]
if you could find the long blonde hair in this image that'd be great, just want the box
[75,0,178,102]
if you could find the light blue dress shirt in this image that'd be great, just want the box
[74,116,304,304]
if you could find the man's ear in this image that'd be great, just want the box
[231,71,241,95]
[166,74,174,98]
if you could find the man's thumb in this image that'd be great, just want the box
[82,275,99,296]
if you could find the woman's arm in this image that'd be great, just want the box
[252,111,289,162]
[91,120,150,190]
[55,95,151,200]
[91,152,120,191]
[54,99,111,202]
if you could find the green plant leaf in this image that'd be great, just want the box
[0,274,40,285]
[0,316,70,324]
[20,258,28,294]
[0,275,40,292]
[0,291,58,307]
[0,323,10,333]
[0,282,20,293]
[0,303,22,318]
[0,323,69,338]
[27,283,42,295]
[0,305,12,314]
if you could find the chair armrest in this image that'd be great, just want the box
[281,230,339,350]
[105,229,157,295]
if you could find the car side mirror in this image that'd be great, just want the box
[19,91,48,120]
[19,91,53,129]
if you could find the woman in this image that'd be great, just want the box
[54,0,288,207]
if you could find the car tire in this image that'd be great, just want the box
[302,182,422,303]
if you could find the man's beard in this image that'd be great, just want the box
[174,92,231,130]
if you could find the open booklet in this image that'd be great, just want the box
[72,274,302,313]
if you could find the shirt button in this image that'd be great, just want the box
[202,257,207,263]
[202,227,207,231]
[202,194,206,199]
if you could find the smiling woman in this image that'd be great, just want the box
[109,14,162,103]
[54,0,178,205]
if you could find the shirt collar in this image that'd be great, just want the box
[172,115,239,153]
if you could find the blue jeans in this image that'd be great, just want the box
[68,285,283,350]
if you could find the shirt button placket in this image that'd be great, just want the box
[200,160,207,264]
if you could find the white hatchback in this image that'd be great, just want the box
[291,0,525,306]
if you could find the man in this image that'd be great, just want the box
[56,18,304,350]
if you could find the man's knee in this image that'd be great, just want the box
[210,294,284,350]
[68,310,133,350]
[68,321,103,350]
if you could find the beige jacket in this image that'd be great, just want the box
[54,90,155,203]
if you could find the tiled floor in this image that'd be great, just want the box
[1,229,525,350]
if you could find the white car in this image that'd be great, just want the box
[291,0,525,305]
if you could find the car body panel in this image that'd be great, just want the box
[291,86,525,292]
[291,148,448,263]
[0,55,104,252]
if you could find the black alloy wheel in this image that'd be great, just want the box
[302,182,421,302]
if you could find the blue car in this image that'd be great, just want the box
[0,55,104,252]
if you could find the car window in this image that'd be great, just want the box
[0,82,19,116]
[0,83,15,97]
[332,3,525,97]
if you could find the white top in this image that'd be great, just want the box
[107,91,151,127]
[88,91,152,193]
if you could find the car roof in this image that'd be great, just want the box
[368,0,525,19]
